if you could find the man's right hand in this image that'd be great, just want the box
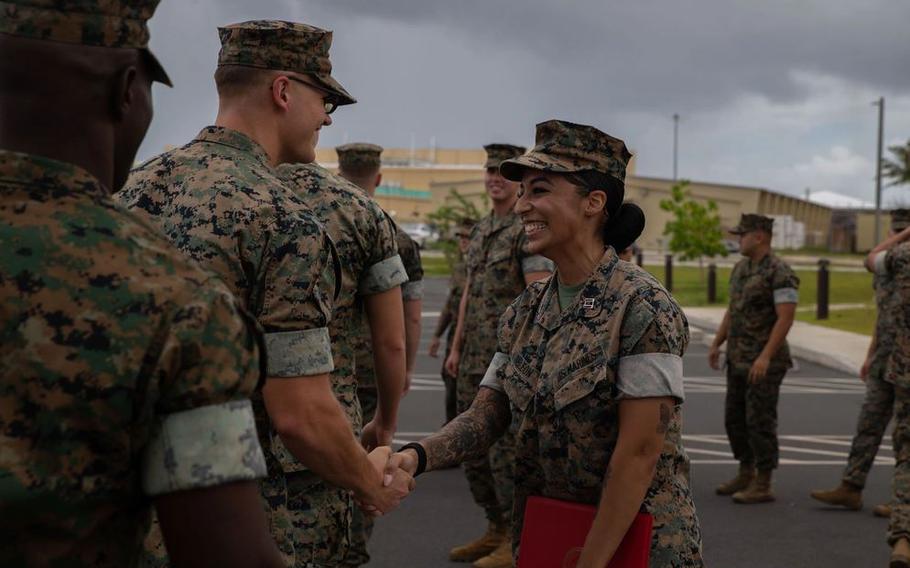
[444,349,460,377]
[357,447,415,516]
[428,336,441,358]
[708,344,722,371]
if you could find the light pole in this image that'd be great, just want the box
[873,97,885,242]
[673,113,680,181]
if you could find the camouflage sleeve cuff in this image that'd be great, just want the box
[142,400,266,496]
[521,255,555,274]
[402,280,425,301]
[617,353,685,402]
[773,287,799,304]
[265,328,334,377]
[479,352,509,392]
[874,251,888,275]
[359,255,408,295]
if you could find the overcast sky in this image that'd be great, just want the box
[142,1,910,204]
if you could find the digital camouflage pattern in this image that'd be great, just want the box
[483,143,525,169]
[440,258,468,422]
[726,253,799,372]
[277,162,405,567]
[117,125,338,565]
[0,0,158,48]
[840,265,898,488]
[0,151,266,567]
[729,213,774,235]
[218,20,355,105]
[891,384,910,545]
[724,367,786,471]
[493,248,703,566]
[336,143,383,171]
[882,244,910,389]
[499,120,632,184]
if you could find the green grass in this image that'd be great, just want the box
[421,255,452,277]
[640,264,874,307]
[795,308,875,336]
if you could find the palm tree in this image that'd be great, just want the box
[883,140,910,186]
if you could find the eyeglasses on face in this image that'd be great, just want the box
[285,75,338,115]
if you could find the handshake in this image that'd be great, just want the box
[356,446,421,516]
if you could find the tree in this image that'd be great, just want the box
[659,180,727,276]
[883,140,910,187]
[426,188,488,269]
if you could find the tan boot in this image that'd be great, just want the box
[732,470,775,504]
[716,464,755,496]
[809,481,862,510]
[473,539,513,568]
[875,504,893,518]
[891,537,910,568]
[450,522,507,562]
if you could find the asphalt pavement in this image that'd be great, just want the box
[365,277,892,567]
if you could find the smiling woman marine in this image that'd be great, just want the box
[390,120,704,567]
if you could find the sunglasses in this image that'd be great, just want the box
[285,75,338,115]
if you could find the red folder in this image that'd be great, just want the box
[517,496,653,568]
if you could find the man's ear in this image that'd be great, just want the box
[270,75,292,112]
[586,189,607,217]
[111,64,139,121]
[375,172,382,187]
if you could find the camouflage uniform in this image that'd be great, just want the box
[479,249,703,566]
[875,243,910,544]
[0,150,268,566]
[724,220,799,472]
[439,257,469,422]
[277,162,406,567]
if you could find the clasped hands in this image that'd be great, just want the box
[356,446,420,517]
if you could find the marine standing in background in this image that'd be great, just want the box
[810,209,910,517]
[277,159,409,566]
[335,143,425,567]
[0,2,283,566]
[444,144,554,567]
[864,226,910,567]
[430,217,477,424]
[708,214,799,505]
[117,21,413,566]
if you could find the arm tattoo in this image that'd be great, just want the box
[657,403,671,434]
[421,388,511,472]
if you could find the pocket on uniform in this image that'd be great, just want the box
[502,355,537,412]
[553,353,611,412]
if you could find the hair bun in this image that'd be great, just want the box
[604,203,645,251]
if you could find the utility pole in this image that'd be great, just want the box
[874,97,885,242]
[673,113,679,180]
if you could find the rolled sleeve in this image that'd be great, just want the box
[142,400,266,496]
[773,287,798,304]
[479,352,509,392]
[617,353,685,402]
[402,280,424,301]
[359,255,408,295]
[875,251,888,275]
[265,328,333,377]
[521,254,554,274]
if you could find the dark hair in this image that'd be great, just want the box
[214,65,276,99]
[566,170,645,250]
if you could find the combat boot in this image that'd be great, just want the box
[809,481,862,510]
[875,504,893,518]
[450,522,507,562]
[715,464,755,496]
[732,470,775,504]
[891,537,910,568]
[473,539,513,568]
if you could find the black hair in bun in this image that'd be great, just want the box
[603,203,645,251]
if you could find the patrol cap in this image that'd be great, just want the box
[218,20,355,106]
[892,209,910,232]
[0,0,172,86]
[500,120,632,185]
[483,144,526,169]
[729,213,774,235]
[336,142,383,171]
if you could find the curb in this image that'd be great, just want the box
[685,313,863,377]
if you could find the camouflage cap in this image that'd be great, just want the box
[0,0,171,85]
[483,144,526,169]
[336,142,383,171]
[892,209,910,232]
[500,120,632,184]
[217,20,355,106]
[729,213,774,235]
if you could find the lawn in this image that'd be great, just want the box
[795,308,875,336]
[421,255,452,277]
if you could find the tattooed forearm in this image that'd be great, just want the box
[421,388,511,471]
[657,403,671,434]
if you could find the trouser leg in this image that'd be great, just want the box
[843,371,895,488]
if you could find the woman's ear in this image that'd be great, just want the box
[585,189,607,217]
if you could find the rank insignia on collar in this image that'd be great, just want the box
[582,297,596,309]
